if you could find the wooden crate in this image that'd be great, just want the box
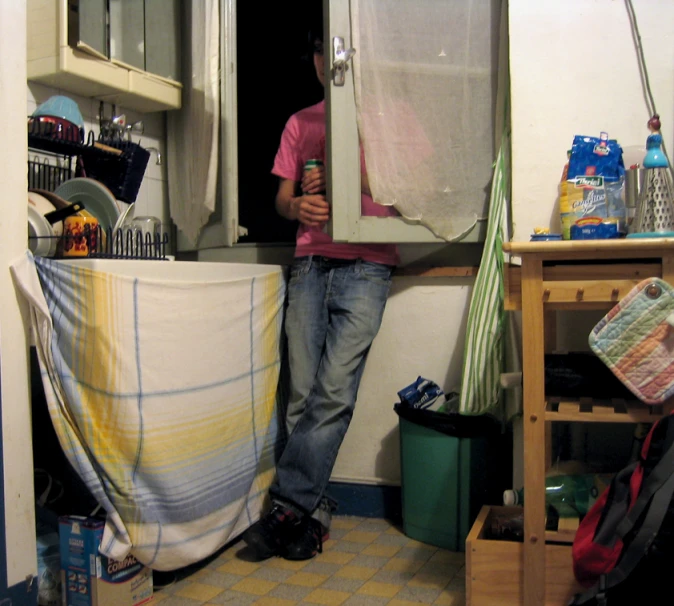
[466,506,584,606]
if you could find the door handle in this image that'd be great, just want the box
[332,37,356,87]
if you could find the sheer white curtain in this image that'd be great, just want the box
[352,0,501,241]
[167,0,220,246]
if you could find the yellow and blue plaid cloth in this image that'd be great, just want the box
[12,253,287,570]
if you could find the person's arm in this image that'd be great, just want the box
[361,170,372,197]
[276,178,330,227]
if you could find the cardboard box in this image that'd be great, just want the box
[59,516,153,606]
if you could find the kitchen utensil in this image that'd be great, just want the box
[84,139,150,203]
[28,115,84,143]
[28,192,60,236]
[28,206,57,257]
[126,215,161,257]
[54,178,121,235]
[629,168,674,236]
[63,215,100,257]
[32,95,85,128]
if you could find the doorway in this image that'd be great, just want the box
[236,1,324,244]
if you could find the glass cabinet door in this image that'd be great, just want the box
[109,0,145,70]
[145,0,181,82]
[68,0,109,59]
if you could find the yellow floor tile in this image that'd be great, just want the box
[341,530,380,544]
[161,516,470,606]
[433,590,467,605]
[303,588,352,605]
[216,558,260,576]
[428,550,466,565]
[334,565,377,581]
[284,571,330,587]
[408,572,450,591]
[405,538,438,550]
[267,557,310,571]
[383,558,426,574]
[357,580,402,598]
[331,518,362,530]
[362,543,401,557]
[254,597,298,606]
[318,550,356,565]
[175,582,223,602]
[186,568,209,581]
[217,545,240,560]
[229,577,278,596]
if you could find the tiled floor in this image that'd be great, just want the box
[151,516,466,606]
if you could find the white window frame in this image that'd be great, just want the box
[325,0,484,244]
[177,0,485,252]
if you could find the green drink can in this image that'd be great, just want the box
[303,159,328,232]
[303,158,324,177]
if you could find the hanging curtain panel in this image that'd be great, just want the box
[167,0,220,246]
[352,0,501,241]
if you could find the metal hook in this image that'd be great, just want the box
[144,147,162,165]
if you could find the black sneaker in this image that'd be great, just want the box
[242,504,300,559]
[283,517,328,561]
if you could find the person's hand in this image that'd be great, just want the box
[292,194,330,227]
[301,165,326,195]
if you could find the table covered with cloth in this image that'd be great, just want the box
[11,253,287,570]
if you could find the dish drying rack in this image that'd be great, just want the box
[30,226,170,260]
[28,120,149,203]
[28,119,169,260]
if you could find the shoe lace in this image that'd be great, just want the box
[261,504,297,535]
[299,518,323,554]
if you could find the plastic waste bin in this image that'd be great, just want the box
[395,403,507,551]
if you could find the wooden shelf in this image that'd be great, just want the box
[496,239,674,605]
[544,397,673,423]
[505,263,662,311]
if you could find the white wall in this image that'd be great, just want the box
[0,0,36,586]
[332,276,473,484]
[508,0,674,487]
[509,0,674,239]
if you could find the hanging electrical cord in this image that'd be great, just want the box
[624,0,674,184]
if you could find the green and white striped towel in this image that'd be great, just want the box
[458,132,510,416]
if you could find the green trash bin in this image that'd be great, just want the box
[396,404,506,552]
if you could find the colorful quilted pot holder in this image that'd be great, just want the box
[589,277,674,405]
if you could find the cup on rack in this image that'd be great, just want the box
[127,215,161,257]
[63,215,99,257]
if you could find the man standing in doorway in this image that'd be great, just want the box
[243,16,399,561]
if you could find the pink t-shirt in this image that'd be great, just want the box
[272,100,399,266]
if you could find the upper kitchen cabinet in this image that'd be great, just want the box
[27,0,182,113]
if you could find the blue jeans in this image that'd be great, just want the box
[270,256,393,525]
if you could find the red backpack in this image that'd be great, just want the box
[570,412,674,605]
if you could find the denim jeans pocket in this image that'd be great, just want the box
[289,256,312,282]
[356,261,394,286]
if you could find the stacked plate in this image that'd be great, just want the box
[54,178,122,235]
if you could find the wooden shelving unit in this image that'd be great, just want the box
[467,239,674,606]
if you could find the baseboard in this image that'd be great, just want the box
[328,481,402,523]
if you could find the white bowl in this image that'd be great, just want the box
[28,191,63,237]
[28,206,57,257]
